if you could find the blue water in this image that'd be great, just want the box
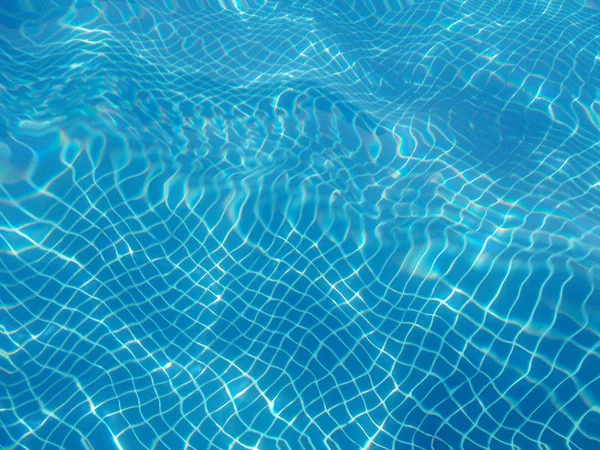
[1,0,600,449]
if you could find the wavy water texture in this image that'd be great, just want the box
[1,1,600,449]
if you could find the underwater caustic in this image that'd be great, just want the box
[1,0,600,449]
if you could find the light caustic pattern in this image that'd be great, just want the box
[1,0,600,449]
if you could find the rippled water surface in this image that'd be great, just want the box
[1,0,600,449]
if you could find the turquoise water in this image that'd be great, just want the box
[1,0,600,448]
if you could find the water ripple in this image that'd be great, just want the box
[1,1,600,449]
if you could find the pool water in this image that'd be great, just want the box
[1,0,600,449]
